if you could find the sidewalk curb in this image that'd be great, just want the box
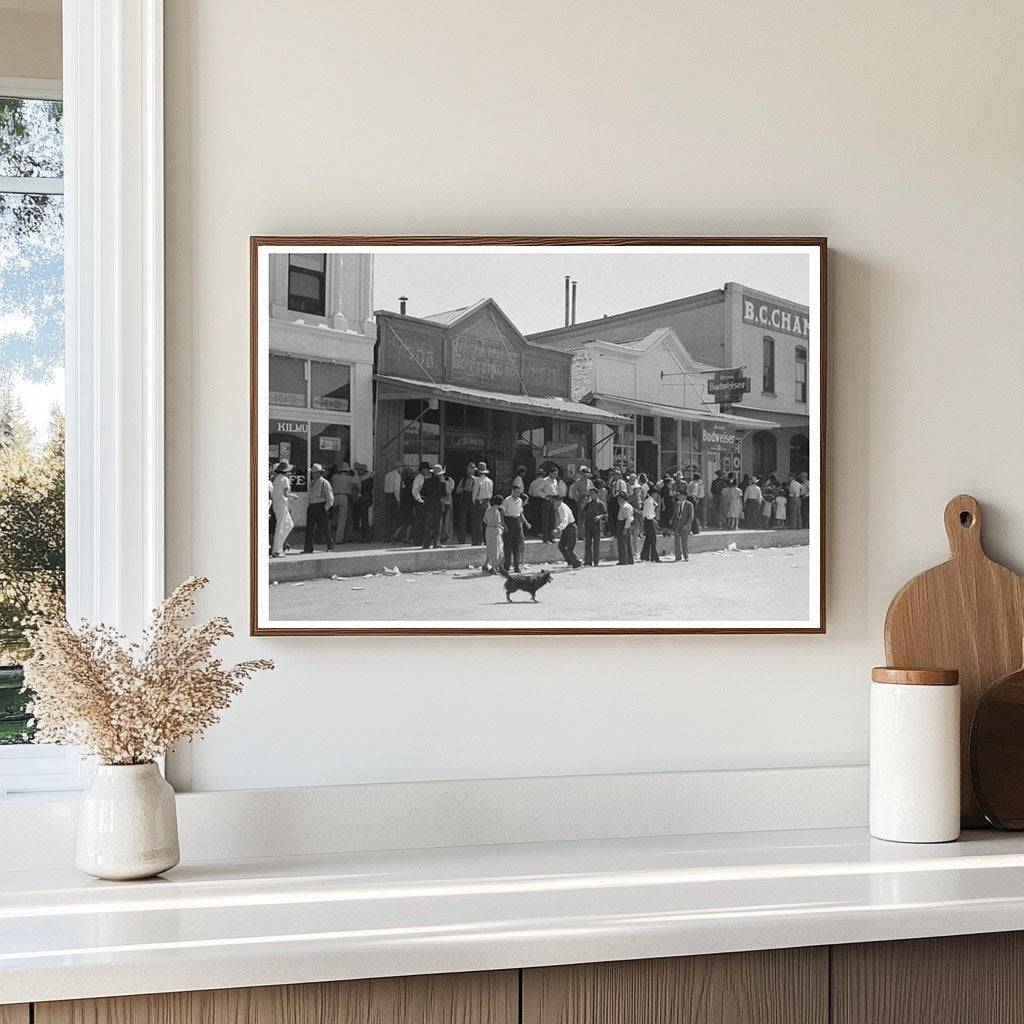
[269,530,811,582]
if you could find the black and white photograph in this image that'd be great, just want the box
[251,239,825,634]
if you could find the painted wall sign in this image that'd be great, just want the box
[448,315,521,393]
[378,320,444,381]
[523,356,567,397]
[446,431,489,449]
[742,294,809,338]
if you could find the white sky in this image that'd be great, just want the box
[13,368,63,445]
[373,251,811,335]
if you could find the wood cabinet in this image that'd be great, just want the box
[832,932,1024,1024]
[522,948,828,1024]
[34,971,517,1024]
[21,932,1024,1024]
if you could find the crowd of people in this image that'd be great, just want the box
[269,460,373,557]
[270,457,811,575]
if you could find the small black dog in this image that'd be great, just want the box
[504,570,552,603]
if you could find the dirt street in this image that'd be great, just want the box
[269,544,810,624]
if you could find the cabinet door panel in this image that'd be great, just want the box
[36,971,517,1024]
[523,948,828,1024]
[832,932,1024,1024]
[0,1006,29,1024]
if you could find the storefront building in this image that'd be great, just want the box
[267,253,375,527]
[527,283,809,481]
[372,298,627,529]
[555,326,779,481]
[724,284,812,480]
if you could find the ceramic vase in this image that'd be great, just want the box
[76,762,180,880]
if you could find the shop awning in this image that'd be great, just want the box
[375,375,630,426]
[591,394,781,431]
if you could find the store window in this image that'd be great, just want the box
[311,360,350,412]
[447,402,487,431]
[1,93,65,751]
[636,415,655,438]
[566,419,591,459]
[790,433,809,476]
[287,254,327,316]
[613,418,636,469]
[518,413,548,451]
[659,417,678,474]
[311,422,351,471]
[269,354,307,407]
[401,398,440,467]
[679,427,700,476]
[753,430,777,478]
[763,336,776,394]
[268,419,309,491]
[795,346,808,403]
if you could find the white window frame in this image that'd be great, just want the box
[0,1,165,798]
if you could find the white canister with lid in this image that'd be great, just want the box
[869,666,961,843]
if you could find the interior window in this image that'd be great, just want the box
[287,254,327,316]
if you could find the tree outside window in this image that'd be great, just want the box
[0,95,65,744]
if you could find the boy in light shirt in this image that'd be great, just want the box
[773,490,787,530]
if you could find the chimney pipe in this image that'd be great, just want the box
[564,276,571,326]
[399,295,408,315]
[571,280,577,325]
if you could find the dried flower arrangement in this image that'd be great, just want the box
[22,576,273,765]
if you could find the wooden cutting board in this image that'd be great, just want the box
[884,494,1024,826]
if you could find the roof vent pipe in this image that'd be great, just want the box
[571,280,578,325]
[399,295,408,315]
[564,276,571,326]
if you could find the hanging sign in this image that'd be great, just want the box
[707,369,751,404]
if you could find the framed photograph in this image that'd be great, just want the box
[250,237,826,635]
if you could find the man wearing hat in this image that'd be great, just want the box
[351,461,373,542]
[536,466,558,543]
[581,486,607,567]
[410,461,431,545]
[420,464,447,549]
[330,461,358,545]
[303,463,335,553]
[453,463,476,544]
[570,465,592,518]
[470,462,493,545]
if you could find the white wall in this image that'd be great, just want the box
[164,0,1024,791]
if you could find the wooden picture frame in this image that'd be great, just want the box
[250,236,827,635]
